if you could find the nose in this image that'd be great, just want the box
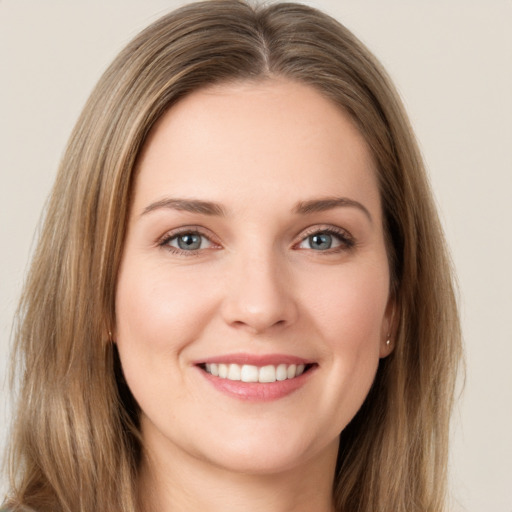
[220,250,299,334]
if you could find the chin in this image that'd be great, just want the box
[191,427,339,476]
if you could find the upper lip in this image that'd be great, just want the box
[194,353,315,366]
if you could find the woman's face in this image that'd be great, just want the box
[116,79,393,475]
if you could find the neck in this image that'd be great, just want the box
[137,436,338,512]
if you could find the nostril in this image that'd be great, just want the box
[220,269,299,333]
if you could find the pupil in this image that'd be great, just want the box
[310,233,332,250]
[178,234,201,250]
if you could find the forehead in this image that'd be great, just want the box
[133,78,380,217]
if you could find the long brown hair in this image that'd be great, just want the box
[4,1,462,511]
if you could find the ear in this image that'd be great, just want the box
[379,298,397,358]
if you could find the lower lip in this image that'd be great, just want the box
[198,367,314,402]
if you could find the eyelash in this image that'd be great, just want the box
[157,225,355,256]
[157,227,218,256]
[295,226,355,252]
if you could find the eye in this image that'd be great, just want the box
[297,228,354,252]
[159,230,215,253]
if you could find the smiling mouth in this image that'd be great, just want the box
[199,363,316,383]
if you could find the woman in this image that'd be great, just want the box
[3,1,462,511]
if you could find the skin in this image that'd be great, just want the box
[115,78,393,512]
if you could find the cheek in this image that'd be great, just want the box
[115,259,216,354]
[114,260,218,412]
[304,262,388,425]
[304,260,390,347]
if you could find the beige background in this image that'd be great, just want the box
[1,1,511,510]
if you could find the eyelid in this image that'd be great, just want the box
[156,225,221,254]
[155,224,355,255]
[294,225,355,250]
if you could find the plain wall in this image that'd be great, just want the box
[1,1,511,510]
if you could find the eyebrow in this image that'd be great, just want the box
[293,197,372,222]
[141,198,226,217]
[141,195,372,222]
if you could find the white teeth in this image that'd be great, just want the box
[259,365,276,383]
[276,364,288,381]
[204,362,309,383]
[240,365,259,383]
[227,364,241,381]
[218,364,228,378]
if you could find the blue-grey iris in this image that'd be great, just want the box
[309,233,332,250]
[178,233,202,250]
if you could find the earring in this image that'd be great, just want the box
[386,338,391,346]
